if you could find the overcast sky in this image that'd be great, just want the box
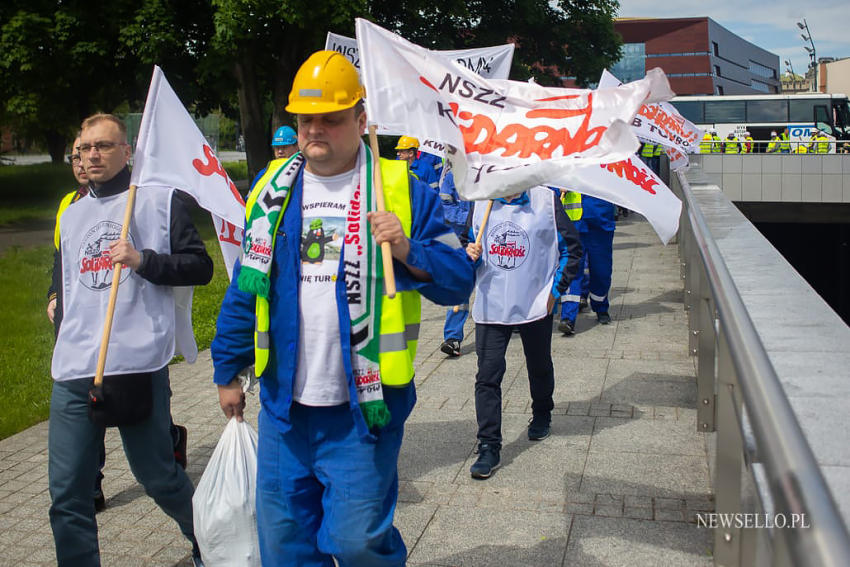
[616,1,849,78]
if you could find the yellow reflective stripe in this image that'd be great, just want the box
[54,191,78,250]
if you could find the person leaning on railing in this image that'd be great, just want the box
[766,130,780,153]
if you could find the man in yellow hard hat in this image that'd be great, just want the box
[395,135,440,191]
[211,50,474,566]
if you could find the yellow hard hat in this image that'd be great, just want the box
[285,50,363,114]
[395,136,420,150]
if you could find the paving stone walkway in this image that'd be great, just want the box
[0,215,714,566]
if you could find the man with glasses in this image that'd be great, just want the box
[48,114,211,566]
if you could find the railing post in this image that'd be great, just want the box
[714,327,743,566]
[687,245,701,357]
[696,262,716,432]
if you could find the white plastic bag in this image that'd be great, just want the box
[192,417,261,566]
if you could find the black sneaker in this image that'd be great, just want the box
[579,298,589,312]
[528,415,551,441]
[440,339,461,357]
[173,424,188,470]
[558,319,575,335]
[470,443,501,479]
[597,312,612,325]
[93,475,106,513]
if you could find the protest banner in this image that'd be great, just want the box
[328,30,515,158]
[356,18,681,242]
[326,31,514,79]
[599,69,703,156]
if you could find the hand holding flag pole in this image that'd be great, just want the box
[90,184,137,389]
[453,199,494,313]
[367,124,397,299]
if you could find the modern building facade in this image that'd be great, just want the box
[610,17,781,96]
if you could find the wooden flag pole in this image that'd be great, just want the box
[93,185,138,387]
[367,125,397,299]
[453,199,494,313]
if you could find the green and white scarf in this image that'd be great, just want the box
[238,143,390,429]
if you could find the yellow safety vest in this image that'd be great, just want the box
[766,136,780,153]
[699,134,713,154]
[779,133,791,152]
[560,191,583,222]
[795,144,809,154]
[640,143,655,158]
[245,157,420,387]
[742,136,753,153]
[815,135,830,154]
[653,143,664,157]
[54,190,80,250]
[711,135,723,153]
[724,138,739,154]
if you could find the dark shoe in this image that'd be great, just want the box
[93,475,106,513]
[440,339,461,357]
[597,312,612,325]
[528,415,551,441]
[470,443,501,479]
[173,424,188,469]
[558,319,575,335]
[579,298,589,312]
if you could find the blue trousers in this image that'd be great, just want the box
[580,227,615,313]
[443,220,471,341]
[48,367,195,566]
[444,306,469,340]
[256,403,407,567]
[560,254,588,323]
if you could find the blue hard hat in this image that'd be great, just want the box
[272,126,297,146]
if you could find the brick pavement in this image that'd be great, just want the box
[0,215,713,566]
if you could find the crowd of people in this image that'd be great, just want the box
[47,50,624,566]
[698,126,846,154]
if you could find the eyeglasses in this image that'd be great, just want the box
[67,154,81,164]
[77,141,125,154]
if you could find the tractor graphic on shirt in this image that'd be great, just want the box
[301,218,337,264]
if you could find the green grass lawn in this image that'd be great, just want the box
[0,161,242,438]
[0,231,231,440]
[0,161,247,227]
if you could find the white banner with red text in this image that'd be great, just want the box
[599,69,703,156]
[328,30,515,158]
[131,66,245,278]
[356,18,680,242]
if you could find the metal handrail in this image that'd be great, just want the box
[677,171,850,565]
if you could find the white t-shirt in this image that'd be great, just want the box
[293,168,357,405]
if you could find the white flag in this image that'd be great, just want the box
[328,30,515,159]
[131,66,245,277]
[326,31,515,79]
[599,69,703,156]
[356,18,680,242]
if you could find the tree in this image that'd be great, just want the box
[368,0,622,86]
[0,1,140,162]
[208,0,367,179]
